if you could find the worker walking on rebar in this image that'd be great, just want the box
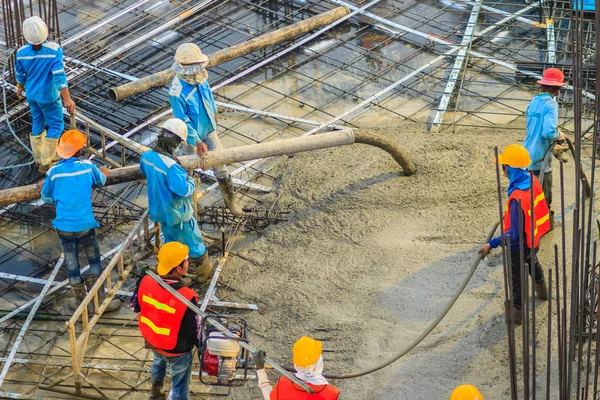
[450,385,483,400]
[39,130,120,313]
[132,242,200,400]
[253,336,341,399]
[523,68,568,229]
[169,42,243,216]
[15,16,76,173]
[140,118,212,283]
[478,145,550,325]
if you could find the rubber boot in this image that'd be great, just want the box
[29,131,45,170]
[84,275,121,313]
[216,176,243,217]
[149,380,166,400]
[39,137,60,173]
[512,307,523,326]
[535,280,549,301]
[192,253,213,284]
[68,282,87,312]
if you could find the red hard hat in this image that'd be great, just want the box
[537,68,566,87]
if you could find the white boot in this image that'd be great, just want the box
[29,130,45,170]
[39,137,60,173]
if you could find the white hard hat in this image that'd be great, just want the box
[174,43,209,65]
[161,118,188,142]
[23,16,48,45]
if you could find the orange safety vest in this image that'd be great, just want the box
[503,176,550,249]
[137,275,197,351]
[270,376,340,400]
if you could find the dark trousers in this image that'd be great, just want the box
[532,170,553,209]
[57,228,102,285]
[510,247,545,309]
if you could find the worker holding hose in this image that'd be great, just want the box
[131,242,200,400]
[15,16,76,173]
[523,68,568,229]
[478,144,550,325]
[39,130,120,313]
[140,118,213,283]
[169,42,243,216]
[253,336,341,399]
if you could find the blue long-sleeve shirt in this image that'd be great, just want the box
[140,150,195,226]
[489,199,524,250]
[40,158,106,232]
[15,41,68,104]
[523,93,560,171]
[169,76,217,146]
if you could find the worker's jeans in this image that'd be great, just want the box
[510,247,545,309]
[29,99,64,139]
[532,170,553,209]
[57,228,102,285]
[151,351,193,400]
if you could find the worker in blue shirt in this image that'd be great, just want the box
[15,16,76,173]
[40,130,120,313]
[169,42,243,217]
[140,118,213,284]
[523,68,566,229]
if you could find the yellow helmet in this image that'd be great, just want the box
[157,242,189,275]
[497,144,531,169]
[293,336,322,367]
[450,384,483,400]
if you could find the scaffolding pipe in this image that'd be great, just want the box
[108,6,351,102]
[0,129,415,207]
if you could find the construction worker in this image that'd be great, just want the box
[40,130,120,312]
[169,42,243,216]
[450,384,483,400]
[478,144,550,325]
[523,67,567,228]
[253,336,341,399]
[132,242,200,400]
[15,16,76,173]
[140,118,212,283]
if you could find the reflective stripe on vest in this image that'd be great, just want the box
[270,376,340,400]
[138,276,197,351]
[503,176,550,249]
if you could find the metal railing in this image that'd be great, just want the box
[42,210,159,397]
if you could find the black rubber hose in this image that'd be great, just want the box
[315,221,500,379]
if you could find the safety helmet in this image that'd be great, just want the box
[174,43,209,65]
[497,144,531,169]
[450,384,483,400]
[157,242,189,275]
[23,16,48,45]
[537,68,566,87]
[292,336,322,368]
[56,130,87,159]
[161,118,188,142]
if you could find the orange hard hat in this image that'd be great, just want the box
[450,384,483,400]
[537,68,566,87]
[56,130,87,159]
[292,336,322,367]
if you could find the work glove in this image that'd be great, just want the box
[252,350,266,370]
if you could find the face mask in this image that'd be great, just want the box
[177,70,208,85]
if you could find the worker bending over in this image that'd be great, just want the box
[450,385,483,400]
[15,16,76,172]
[140,118,212,283]
[40,130,120,312]
[478,144,550,325]
[523,68,567,228]
[169,42,243,216]
[253,336,341,399]
[132,242,199,400]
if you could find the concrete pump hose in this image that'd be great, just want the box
[316,221,499,380]
[353,131,416,176]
